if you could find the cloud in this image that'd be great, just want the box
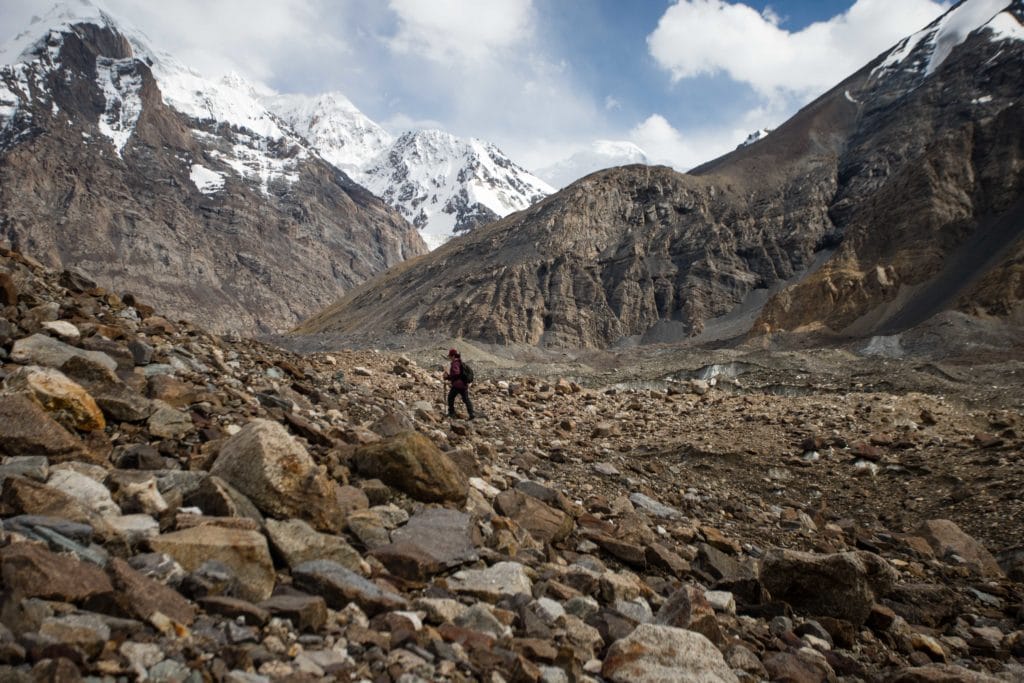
[648,0,950,98]
[629,114,736,170]
[604,95,621,111]
[386,0,535,63]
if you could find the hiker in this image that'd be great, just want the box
[443,348,475,419]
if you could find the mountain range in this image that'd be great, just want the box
[0,1,564,332]
[299,0,1024,350]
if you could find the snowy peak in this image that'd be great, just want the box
[357,129,553,249]
[535,140,651,189]
[871,0,1022,82]
[263,91,393,173]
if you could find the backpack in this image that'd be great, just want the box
[460,362,474,385]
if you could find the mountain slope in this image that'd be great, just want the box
[298,0,1024,348]
[0,3,426,334]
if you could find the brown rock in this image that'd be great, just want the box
[210,419,348,533]
[0,542,113,603]
[196,596,270,626]
[3,366,105,432]
[494,489,574,544]
[102,557,196,625]
[259,593,327,633]
[146,374,197,408]
[1,476,101,530]
[0,394,90,461]
[916,519,1004,578]
[760,548,898,626]
[0,272,16,305]
[149,526,275,602]
[352,431,468,504]
[763,651,833,683]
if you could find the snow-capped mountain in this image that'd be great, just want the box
[0,1,425,334]
[535,140,651,189]
[355,130,554,249]
[262,91,393,175]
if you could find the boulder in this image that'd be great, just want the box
[602,623,739,683]
[210,419,347,533]
[388,508,479,568]
[104,557,197,625]
[149,526,275,602]
[292,560,407,615]
[259,593,327,633]
[47,469,121,517]
[888,664,1004,682]
[3,366,105,432]
[352,431,468,504]
[0,395,90,461]
[147,402,194,439]
[264,518,363,572]
[760,549,898,626]
[494,489,574,543]
[0,542,113,603]
[448,562,533,602]
[916,519,1004,578]
[10,333,117,372]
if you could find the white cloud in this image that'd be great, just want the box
[648,0,950,98]
[629,114,733,171]
[386,0,535,63]
[604,95,621,110]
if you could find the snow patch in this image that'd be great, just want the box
[985,10,1024,42]
[95,56,142,157]
[972,95,994,104]
[0,81,19,122]
[844,90,859,104]
[190,163,225,194]
[263,91,393,173]
[215,143,299,196]
[872,0,1012,79]
[925,0,1011,75]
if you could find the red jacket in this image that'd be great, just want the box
[448,358,467,390]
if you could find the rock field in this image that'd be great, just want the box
[0,246,1022,682]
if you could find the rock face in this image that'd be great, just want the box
[299,4,1024,347]
[210,419,348,533]
[0,8,425,335]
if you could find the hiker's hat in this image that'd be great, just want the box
[448,348,459,357]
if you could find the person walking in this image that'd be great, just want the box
[443,348,475,419]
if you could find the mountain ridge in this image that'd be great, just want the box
[297,0,1024,349]
[0,3,427,334]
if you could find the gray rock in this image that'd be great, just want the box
[292,560,408,615]
[448,561,533,602]
[629,492,684,519]
[10,333,117,372]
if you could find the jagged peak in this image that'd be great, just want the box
[0,0,117,66]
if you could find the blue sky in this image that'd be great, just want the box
[0,0,953,170]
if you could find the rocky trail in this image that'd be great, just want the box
[0,246,1022,682]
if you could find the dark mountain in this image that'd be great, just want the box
[0,6,426,334]
[298,0,1024,349]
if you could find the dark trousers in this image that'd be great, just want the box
[447,385,474,418]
